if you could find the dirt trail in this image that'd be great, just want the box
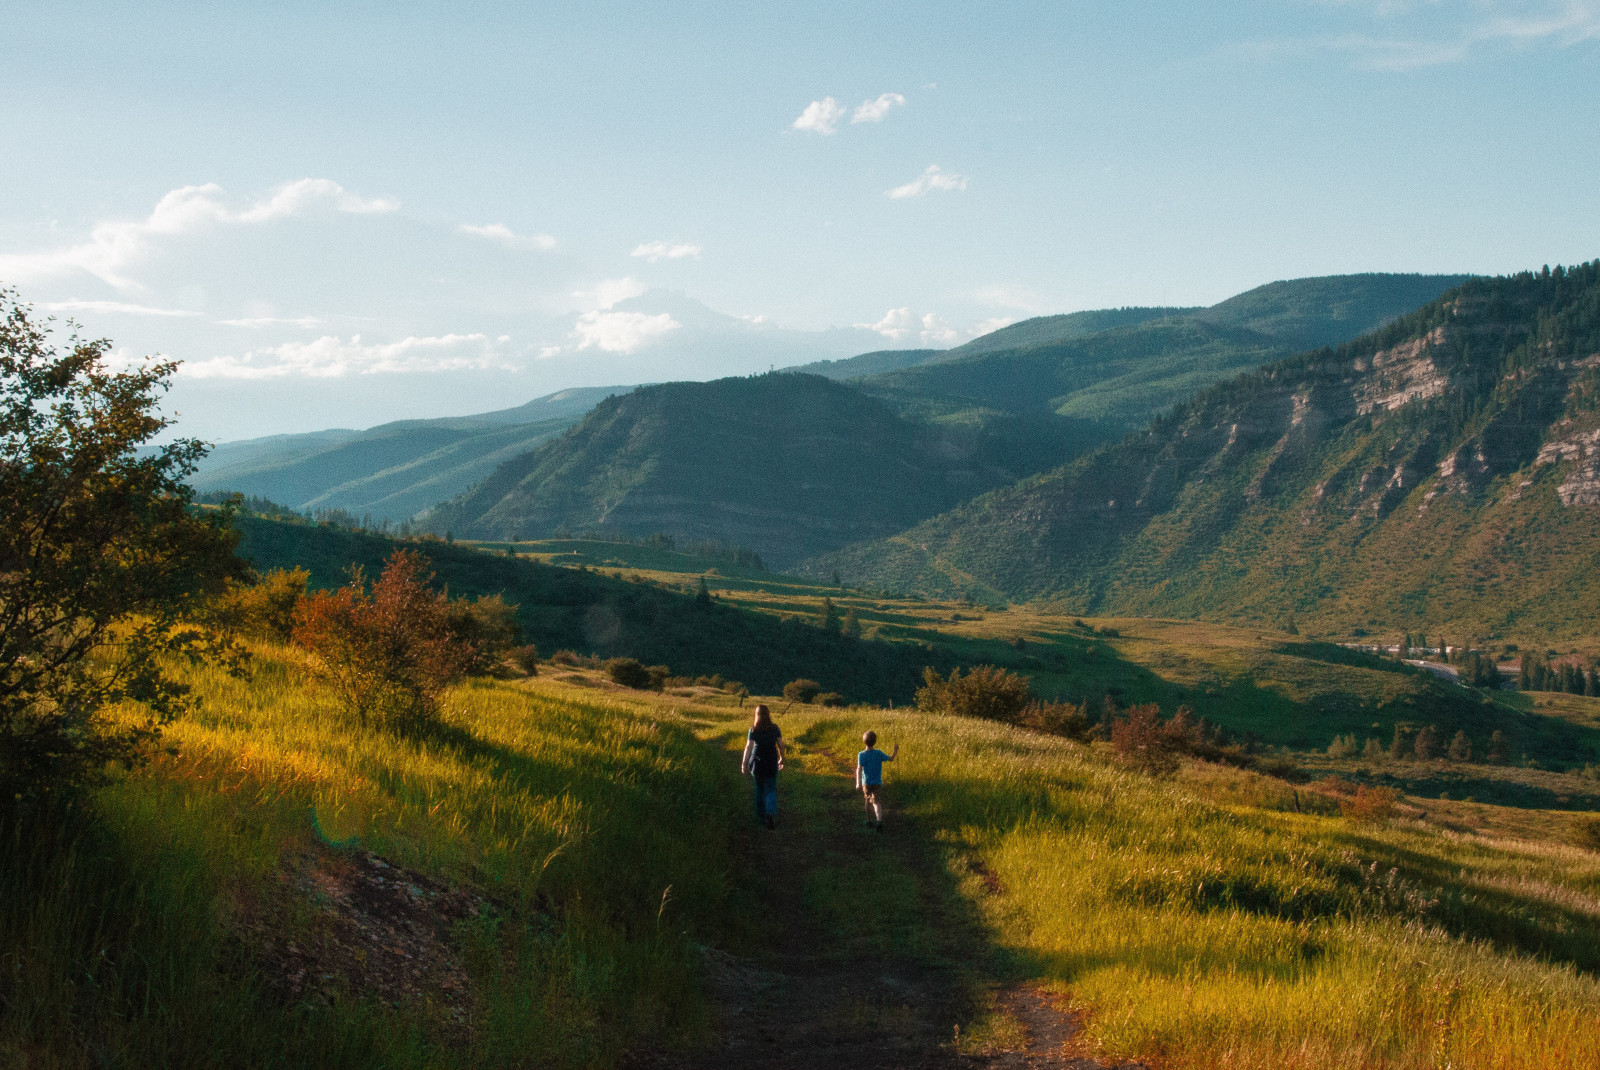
[633,729,1137,1070]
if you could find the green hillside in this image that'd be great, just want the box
[811,264,1600,641]
[189,386,634,521]
[420,373,1106,566]
[233,515,950,702]
[860,273,1471,432]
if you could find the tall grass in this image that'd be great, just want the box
[1,643,750,1068]
[777,708,1600,1069]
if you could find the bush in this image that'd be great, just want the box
[646,665,671,690]
[1021,699,1093,742]
[510,644,540,675]
[1343,785,1401,824]
[444,593,523,674]
[204,567,309,642]
[551,650,581,666]
[784,678,822,703]
[606,658,653,689]
[1109,704,1182,777]
[815,692,846,708]
[292,549,474,730]
[915,665,1031,722]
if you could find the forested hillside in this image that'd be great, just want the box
[812,264,1600,639]
[420,373,1104,565]
[187,386,633,521]
[861,273,1471,430]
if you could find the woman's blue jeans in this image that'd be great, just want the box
[752,774,777,822]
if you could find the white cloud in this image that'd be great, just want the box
[572,310,680,353]
[217,316,324,328]
[886,165,969,199]
[851,92,906,123]
[573,276,646,311]
[458,222,557,250]
[181,332,507,380]
[792,97,847,134]
[631,240,702,262]
[0,179,399,289]
[40,299,199,317]
[1249,1,1600,70]
[857,308,1014,346]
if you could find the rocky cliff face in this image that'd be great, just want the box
[809,264,1600,637]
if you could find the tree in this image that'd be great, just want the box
[292,550,474,730]
[783,678,822,703]
[816,597,839,633]
[1413,724,1442,761]
[1389,724,1411,761]
[1487,730,1509,764]
[1362,737,1386,762]
[1110,704,1182,777]
[444,593,522,674]
[841,607,862,639]
[1,295,243,802]
[1447,730,1472,762]
[695,575,711,606]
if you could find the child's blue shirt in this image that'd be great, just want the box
[857,748,890,785]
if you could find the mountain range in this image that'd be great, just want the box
[421,273,1468,563]
[808,263,1600,640]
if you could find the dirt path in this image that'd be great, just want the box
[633,724,1138,1070]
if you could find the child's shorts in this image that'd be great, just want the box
[862,782,883,800]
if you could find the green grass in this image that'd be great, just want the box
[11,635,1600,1068]
[1,644,751,1068]
[683,699,1600,1069]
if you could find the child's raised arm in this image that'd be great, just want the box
[890,743,899,759]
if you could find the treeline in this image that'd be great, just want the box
[1519,652,1600,696]
[232,515,950,704]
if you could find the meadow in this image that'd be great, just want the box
[8,636,1600,1067]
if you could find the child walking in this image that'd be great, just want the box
[855,731,898,831]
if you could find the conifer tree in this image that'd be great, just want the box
[1447,730,1472,762]
[817,596,839,633]
[842,607,862,639]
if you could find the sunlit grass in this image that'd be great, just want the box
[1,644,750,1068]
[700,702,1600,1069]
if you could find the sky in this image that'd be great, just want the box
[2,0,1597,441]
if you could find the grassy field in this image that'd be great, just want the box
[668,690,1600,1069]
[7,644,1600,1068]
[1,643,753,1069]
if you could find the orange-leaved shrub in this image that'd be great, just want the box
[292,549,475,730]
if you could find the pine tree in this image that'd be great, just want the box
[841,607,862,639]
[817,596,839,633]
[1447,730,1472,762]
[1363,737,1386,762]
[1413,724,1441,761]
[1389,724,1411,761]
[1488,730,1508,764]
[695,575,712,606]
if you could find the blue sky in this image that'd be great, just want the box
[2,1,1597,440]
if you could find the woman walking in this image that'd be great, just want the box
[740,704,785,829]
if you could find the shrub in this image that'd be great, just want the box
[915,665,1031,722]
[605,658,653,689]
[444,593,523,674]
[551,650,581,666]
[784,678,822,703]
[646,665,671,690]
[816,692,846,708]
[292,549,474,730]
[205,567,309,642]
[1110,704,1182,777]
[1021,699,1093,742]
[510,644,540,675]
[1343,785,1401,824]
